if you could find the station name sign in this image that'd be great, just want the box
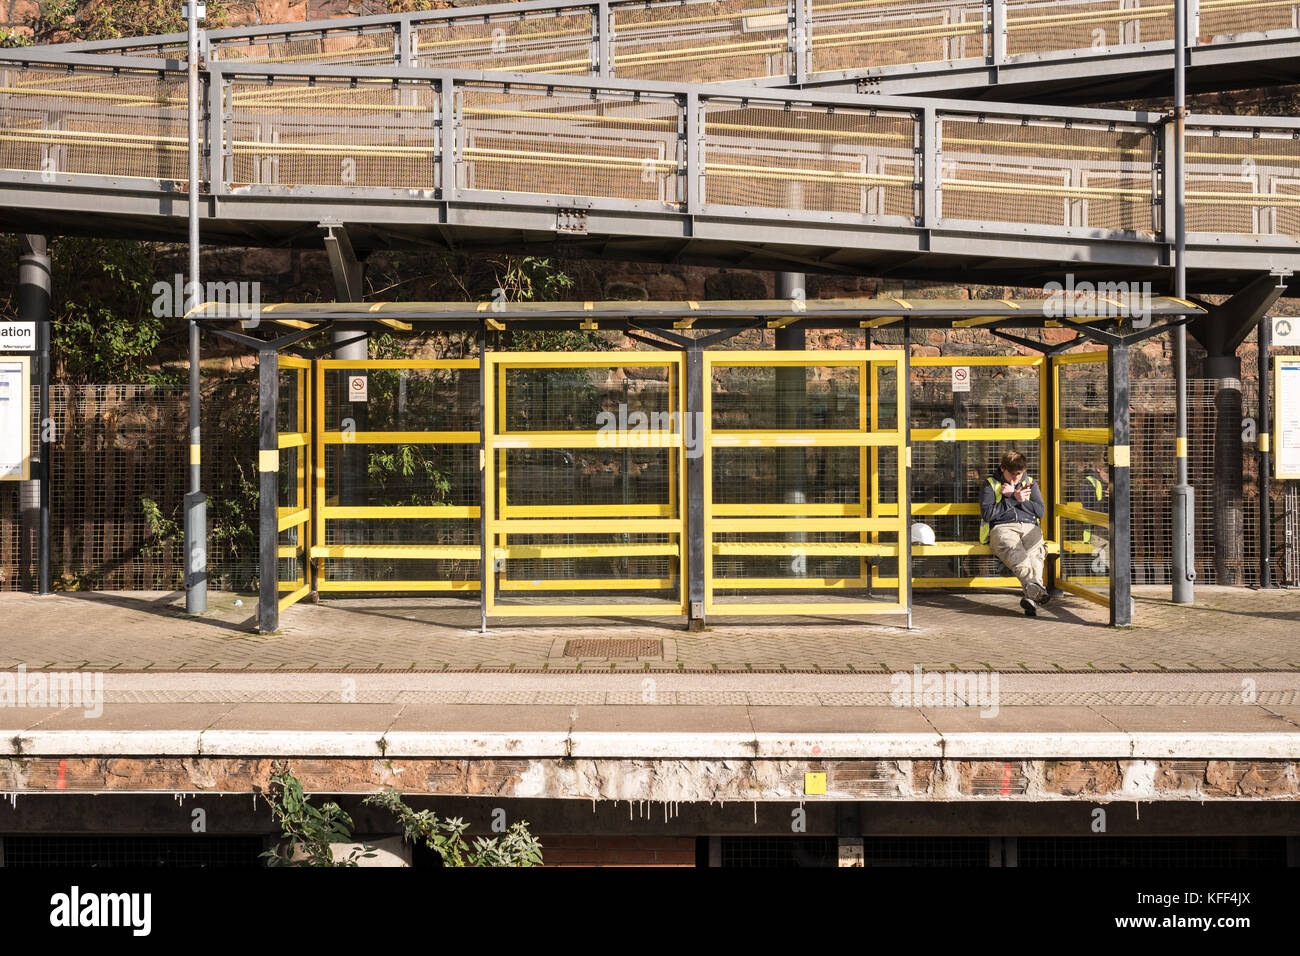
[0,322,36,352]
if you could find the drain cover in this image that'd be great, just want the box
[563,639,662,658]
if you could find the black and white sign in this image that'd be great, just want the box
[0,322,35,352]
[0,357,30,480]
[1274,316,1300,346]
[1276,357,1300,480]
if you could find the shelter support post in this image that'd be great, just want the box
[1109,340,1132,627]
[776,272,807,572]
[686,346,706,630]
[258,349,280,634]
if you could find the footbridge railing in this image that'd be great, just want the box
[23,0,1300,91]
[4,57,1300,256]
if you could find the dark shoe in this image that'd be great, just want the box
[1020,597,1038,617]
[1025,582,1049,604]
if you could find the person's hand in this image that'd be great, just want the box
[1000,483,1015,497]
[1013,487,1030,502]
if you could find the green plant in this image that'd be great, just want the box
[140,496,179,560]
[364,789,543,867]
[258,763,375,867]
[366,445,452,506]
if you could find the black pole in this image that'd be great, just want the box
[18,235,51,595]
[1109,340,1133,626]
[258,349,280,633]
[1259,315,1274,589]
[903,317,913,628]
[478,328,488,633]
[686,346,706,629]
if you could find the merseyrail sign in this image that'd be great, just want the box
[0,356,31,480]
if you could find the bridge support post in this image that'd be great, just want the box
[18,235,51,595]
[258,348,280,634]
[1188,272,1289,587]
[1259,311,1275,589]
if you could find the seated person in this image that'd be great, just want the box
[980,449,1049,616]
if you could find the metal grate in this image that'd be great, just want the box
[612,0,790,83]
[2,835,266,868]
[1006,0,1174,58]
[939,115,1157,235]
[228,78,438,191]
[563,638,663,657]
[811,0,988,74]
[719,836,989,867]
[703,100,917,219]
[1017,836,1289,868]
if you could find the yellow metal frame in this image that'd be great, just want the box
[484,351,687,617]
[308,358,482,596]
[1051,350,1111,607]
[703,350,909,617]
[275,357,313,612]
[899,356,1053,589]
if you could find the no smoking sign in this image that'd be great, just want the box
[348,374,368,402]
[951,366,971,392]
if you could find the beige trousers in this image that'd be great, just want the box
[989,521,1046,591]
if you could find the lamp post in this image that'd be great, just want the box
[184,0,207,614]
[1171,0,1195,604]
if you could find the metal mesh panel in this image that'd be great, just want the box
[612,0,790,83]
[416,8,594,74]
[1056,354,1111,429]
[1017,835,1288,868]
[122,42,190,59]
[940,115,1156,234]
[1186,127,1300,238]
[810,0,987,75]
[0,67,188,183]
[707,355,905,610]
[0,385,258,594]
[215,30,399,66]
[489,358,684,612]
[2,835,266,868]
[318,364,481,594]
[1132,375,1285,587]
[228,78,437,190]
[459,84,682,204]
[1006,0,1173,57]
[703,101,917,218]
[1199,0,1300,42]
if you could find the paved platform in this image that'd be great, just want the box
[3,671,1299,758]
[2,585,1296,673]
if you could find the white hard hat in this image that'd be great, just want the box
[910,522,936,546]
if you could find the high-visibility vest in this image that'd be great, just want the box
[1081,474,1103,543]
[979,475,1035,544]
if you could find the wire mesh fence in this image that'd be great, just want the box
[1,363,1295,597]
[0,383,258,593]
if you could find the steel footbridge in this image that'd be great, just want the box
[1,0,1299,291]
